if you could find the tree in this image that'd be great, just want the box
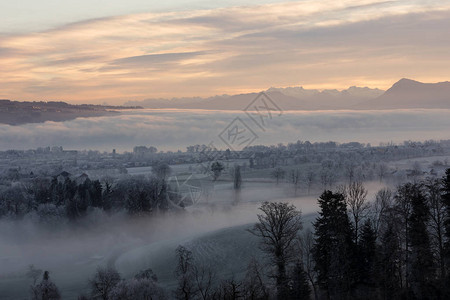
[249,202,302,299]
[271,167,286,185]
[312,190,354,299]
[108,278,166,300]
[344,161,356,184]
[290,169,301,196]
[89,266,121,300]
[411,161,422,182]
[305,169,315,194]
[319,168,335,189]
[408,183,434,298]
[233,165,242,190]
[215,278,244,299]
[30,271,61,300]
[393,183,415,290]
[210,162,224,181]
[371,188,393,238]
[27,264,43,285]
[109,270,166,300]
[288,261,311,300]
[135,268,158,282]
[343,181,369,245]
[355,220,379,298]
[152,163,172,180]
[301,230,319,300]
[442,169,450,277]
[174,246,197,300]
[192,264,215,300]
[376,163,388,182]
[424,178,446,279]
[379,222,402,299]
[243,258,270,300]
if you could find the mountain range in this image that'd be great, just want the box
[125,79,450,110]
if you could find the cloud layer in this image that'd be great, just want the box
[1,109,449,152]
[0,0,449,103]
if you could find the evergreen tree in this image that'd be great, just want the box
[31,271,61,300]
[288,261,311,300]
[408,183,435,298]
[379,222,402,300]
[355,219,379,299]
[443,169,450,269]
[312,190,355,300]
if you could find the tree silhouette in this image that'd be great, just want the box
[249,202,302,299]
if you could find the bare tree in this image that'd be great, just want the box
[89,266,121,300]
[377,163,388,182]
[249,202,302,299]
[174,246,197,300]
[216,278,244,299]
[320,168,335,190]
[243,258,270,300]
[425,178,446,279]
[343,181,369,244]
[305,169,315,194]
[27,265,43,286]
[344,161,356,184]
[411,161,422,182]
[371,188,393,238]
[192,264,215,300]
[271,167,286,185]
[290,169,301,196]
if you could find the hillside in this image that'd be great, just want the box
[0,100,142,125]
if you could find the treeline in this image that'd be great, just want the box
[0,164,174,223]
[168,169,450,299]
[249,170,450,299]
[28,169,450,299]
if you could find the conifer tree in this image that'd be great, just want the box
[312,190,354,299]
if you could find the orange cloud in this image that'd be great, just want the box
[0,0,449,104]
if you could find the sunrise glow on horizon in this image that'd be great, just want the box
[1,0,449,104]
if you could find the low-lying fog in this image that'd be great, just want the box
[1,109,450,151]
[0,181,387,299]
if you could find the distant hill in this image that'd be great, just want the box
[127,79,450,110]
[126,86,385,110]
[354,78,450,109]
[0,100,142,125]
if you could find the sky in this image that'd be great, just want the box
[0,0,449,104]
